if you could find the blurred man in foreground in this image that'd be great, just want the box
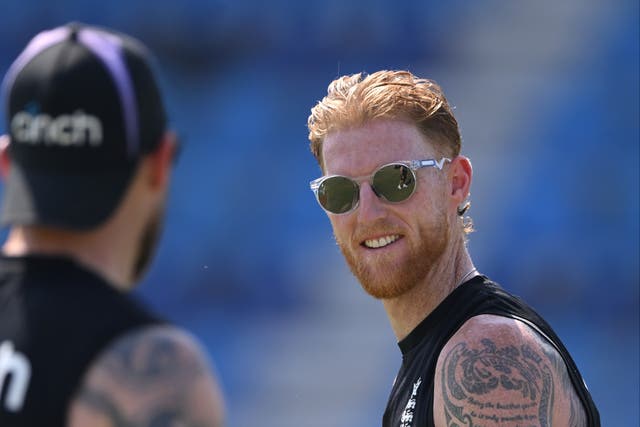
[0,23,224,426]
[307,70,599,426]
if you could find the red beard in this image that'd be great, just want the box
[338,207,450,299]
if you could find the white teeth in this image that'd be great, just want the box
[364,235,400,248]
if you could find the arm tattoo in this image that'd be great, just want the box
[76,387,208,427]
[540,345,587,427]
[74,331,213,427]
[441,338,554,427]
[76,388,131,427]
[102,331,205,389]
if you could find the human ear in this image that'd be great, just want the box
[449,156,472,215]
[147,131,177,189]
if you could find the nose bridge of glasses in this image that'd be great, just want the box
[343,169,379,195]
[357,179,387,218]
[357,163,410,201]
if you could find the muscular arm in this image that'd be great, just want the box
[67,325,225,427]
[433,315,586,427]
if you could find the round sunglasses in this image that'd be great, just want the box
[310,158,451,214]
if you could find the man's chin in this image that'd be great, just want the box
[352,264,417,300]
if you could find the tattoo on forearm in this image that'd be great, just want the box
[441,338,554,427]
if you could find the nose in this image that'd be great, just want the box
[357,182,385,222]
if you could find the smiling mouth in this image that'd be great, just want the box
[362,234,401,249]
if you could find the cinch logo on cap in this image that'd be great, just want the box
[0,22,168,230]
[11,108,103,147]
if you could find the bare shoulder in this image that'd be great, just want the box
[67,325,225,427]
[433,314,587,427]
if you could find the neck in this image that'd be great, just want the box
[382,233,476,342]
[1,225,138,291]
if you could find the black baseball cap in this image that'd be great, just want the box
[1,22,167,230]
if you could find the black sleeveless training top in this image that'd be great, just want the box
[0,255,161,427]
[382,275,600,426]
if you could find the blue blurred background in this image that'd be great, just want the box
[1,1,638,425]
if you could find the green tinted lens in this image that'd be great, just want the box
[318,176,359,214]
[372,164,416,202]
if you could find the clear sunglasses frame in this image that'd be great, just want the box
[309,157,451,214]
